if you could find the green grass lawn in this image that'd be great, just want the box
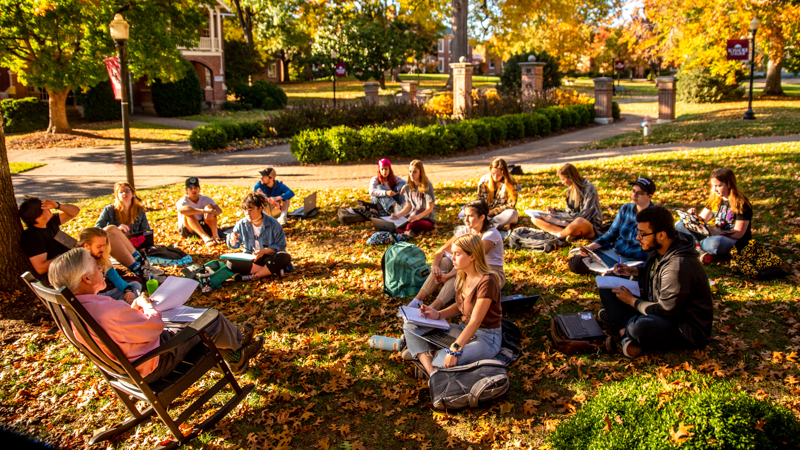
[181,109,281,124]
[3,142,800,449]
[8,162,45,173]
[588,98,800,150]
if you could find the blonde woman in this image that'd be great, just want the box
[95,182,150,234]
[676,167,753,261]
[533,163,602,242]
[476,158,520,230]
[403,234,503,378]
[391,160,436,238]
[78,227,141,303]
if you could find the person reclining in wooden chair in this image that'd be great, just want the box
[48,248,264,378]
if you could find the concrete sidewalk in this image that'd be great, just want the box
[130,114,207,130]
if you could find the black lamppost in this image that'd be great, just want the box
[331,49,338,108]
[109,13,134,188]
[611,52,617,95]
[743,16,760,121]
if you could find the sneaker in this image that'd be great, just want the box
[240,323,255,347]
[241,274,255,281]
[277,214,288,226]
[597,309,611,327]
[142,259,165,276]
[404,229,419,239]
[699,251,715,265]
[230,335,265,375]
[621,337,643,358]
[143,269,167,284]
[565,235,577,244]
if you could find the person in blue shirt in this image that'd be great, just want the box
[226,192,292,280]
[568,177,656,275]
[254,167,295,226]
[78,227,142,303]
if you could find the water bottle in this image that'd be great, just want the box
[369,335,405,351]
[146,275,159,296]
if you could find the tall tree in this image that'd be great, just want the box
[0,0,206,133]
[447,0,468,87]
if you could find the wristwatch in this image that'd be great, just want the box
[449,343,462,353]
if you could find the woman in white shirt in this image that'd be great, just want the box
[408,199,505,310]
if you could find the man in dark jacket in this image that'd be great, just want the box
[598,206,713,358]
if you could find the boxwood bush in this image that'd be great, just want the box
[534,113,552,136]
[499,114,525,140]
[548,371,800,450]
[289,128,330,164]
[231,80,287,110]
[0,97,49,133]
[326,126,361,163]
[540,107,562,132]
[74,81,121,122]
[189,126,228,151]
[463,119,492,146]
[448,121,478,150]
[358,126,395,160]
[151,63,204,117]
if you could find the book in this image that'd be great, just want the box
[398,306,450,330]
[220,253,257,261]
[161,306,208,323]
[595,276,641,297]
[149,276,199,312]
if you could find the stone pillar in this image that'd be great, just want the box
[364,82,380,105]
[593,77,614,124]
[656,76,677,123]
[450,59,475,118]
[400,81,417,103]
[518,61,546,97]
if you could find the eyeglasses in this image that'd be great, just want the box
[636,231,656,239]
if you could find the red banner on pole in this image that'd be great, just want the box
[726,39,749,60]
[335,62,347,77]
[614,60,625,71]
[104,56,122,100]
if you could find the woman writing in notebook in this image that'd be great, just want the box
[408,199,505,312]
[403,234,503,377]
[390,160,436,238]
[532,163,602,242]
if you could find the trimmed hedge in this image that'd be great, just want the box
[189,120,268,151]
[231,80,287,110]
[289,103,596,164]
[0,97,49,133]
[152,64,204,117]
[74,81,121,122]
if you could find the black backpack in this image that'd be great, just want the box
[507,227,560,252]
[429,360,510,410]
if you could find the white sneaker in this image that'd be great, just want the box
[277,214,287,226]
[142,259,165,276]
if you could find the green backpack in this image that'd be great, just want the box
[382,241,431,298]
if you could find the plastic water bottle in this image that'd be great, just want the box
[146,275,159,296]
[369,335,405,351]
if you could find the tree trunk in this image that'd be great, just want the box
[446,0,468,89]
[280,50,290,83]
[46,89,71,134]
[763,59,784,96]
[0,114,37,316]
[232,0,253,46]
[391,67,400,83]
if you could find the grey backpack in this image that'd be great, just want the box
[429,359,509,410]
[508,227,560,252]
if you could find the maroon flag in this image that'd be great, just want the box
[614,60,625,71]
[104,57,122,100]
[335,62,347,77]
[726,40,749,61]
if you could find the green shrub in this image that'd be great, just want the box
[422,124,460,156]
[214,121,242,140]
[481,117,507,143]
[677,65,745,103]
[517,114,538,137]
[325,126,361,163]
[569,105,590,126]
[448,121,479,150]
[612,101,621,120]
[223,101,253,111]
[549,371,800,450]
[239,121,265,139]
[290,128,330,164]
[152,63,204,117]
[586,102,597,121]
[463,119,492,146]
[550,106,574,128]
[358,126,395,160]
[533,113,551,136]
[0,97,49,133]
[392,124,426,158]
[540,107,562,132]
[499,115,525,140]
[232,80,287,110]
[189,125,228,151]
[74,81,121,122]
[498,50,562,96]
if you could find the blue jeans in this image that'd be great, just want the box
[371,182,406,213]
[102,281,143,302]
[403,322,502,368]
[599,288,691,350]
[675,221,737,258]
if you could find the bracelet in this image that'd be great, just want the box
[56,201,61,209]
[445,349,463,357]
[436,311,441,320]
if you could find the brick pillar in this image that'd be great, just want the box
[518,61,546,98]
[450,58,474,118]
[593,77,614,124]
[364,82,380,105]
[400,81,417,103]
[657,76,677,123]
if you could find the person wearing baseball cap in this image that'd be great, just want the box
[254,168,295,226]
[568,176,656,275]
[176,177,224,246]
[369,158,406,214]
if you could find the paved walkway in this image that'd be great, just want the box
[10,113,800,203]
[130,114,207,130]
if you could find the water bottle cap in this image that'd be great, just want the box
[149,275,154,280]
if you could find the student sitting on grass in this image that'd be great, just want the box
[48,248,264,376]
[369,158,406,214]
[176,177,224,246]
[408,200,505,311]
[597,206,713,358]
[403,234,503,378]
[532,163,602,243]
[95,182,150,235]
[391,160,436,238]
[568,177,656,275]
[78,227,142,304]
[225,192,292,279]
[254,167,295,226]
[676,167,753,263]
[476,158,520,231]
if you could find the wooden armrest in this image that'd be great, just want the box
[132,309,220,367]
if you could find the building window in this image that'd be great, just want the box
[438,57,445,73]
[489,60,495,70]
[438,39,444,53]
[268,62,277,78]
[204,67,213,89]
[201,27,210,38]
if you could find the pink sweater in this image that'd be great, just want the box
[74,294,164,378]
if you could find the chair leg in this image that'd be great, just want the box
[89,406,155,445]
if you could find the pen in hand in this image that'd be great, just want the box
[616,255,621,275]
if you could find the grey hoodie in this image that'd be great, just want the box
[635,233,713,346]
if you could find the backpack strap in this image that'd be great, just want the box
[469,373,509,408]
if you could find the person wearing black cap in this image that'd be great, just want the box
[254,168,294,226]
[176,177,224,246]
[568,176,656,275]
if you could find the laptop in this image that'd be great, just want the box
[675,209,710,236]
[128,230,155,250]
[288,192,318,219]
[404,325,477,349]
[541,295,606,340]
[500,294,541,311]
[371,217,407,233]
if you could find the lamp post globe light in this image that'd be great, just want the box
[109,13,135,188]
[331,49,338,108]
[743,16,760,121]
